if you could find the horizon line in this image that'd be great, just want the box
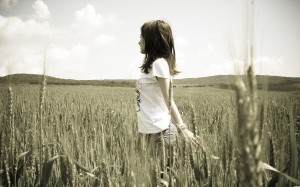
[1,73,300,81]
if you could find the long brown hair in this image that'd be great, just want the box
[140,20,179,76]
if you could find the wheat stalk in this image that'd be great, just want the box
[227,0,263,186]
[39,49,47,181]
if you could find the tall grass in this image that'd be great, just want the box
[230,0,300,186]
[232,0,263,186]
[0,84,299,186]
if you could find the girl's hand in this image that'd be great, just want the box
[181,129,199,145]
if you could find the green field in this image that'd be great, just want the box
[0,83,299,186]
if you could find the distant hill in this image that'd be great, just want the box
[0,74,135,87]
[175,75,300,91]
[1,74,300,91]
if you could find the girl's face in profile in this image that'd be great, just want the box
[138,35,145,54]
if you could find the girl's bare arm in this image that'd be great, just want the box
[157,76,199,145]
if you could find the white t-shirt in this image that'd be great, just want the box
[136,58,171,134]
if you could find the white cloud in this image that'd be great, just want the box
[127,54,144,79]
[94,34,116,46]
[216,56,285,76]
[0,15,50,42]
[174,36,189,76]
[0,1,51,77]
[254,56,284,75]
[0,47,44,75]
[0,0,17,10]
[47,43,89,63]
[0,13,50,76]
[175,36,189,50]
[204,62,234,76]
[44,4,119,79]
[74,4,119,26]
[71,43,89,59]
[0,2,119,79]
[207,42,215,51]
[46,43,90,79]
[222,58,245,75]
[48,45,70,61]
[30,0,50,21]
[0,66,5,76]
[70,4,118,41]
[201,33,216,40]
[75,4,105,27]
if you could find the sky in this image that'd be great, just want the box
[0,0,299,80]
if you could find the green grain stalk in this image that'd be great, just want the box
[101,161,111,187]
[228,0,263,186]
[4,146,11,186]
[39,51,47,182]
[288,110,299,186]
[7,85,17,186]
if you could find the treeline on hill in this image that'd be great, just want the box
[0,73,300,91]
[175,75,300,91]
[0,74,135,87]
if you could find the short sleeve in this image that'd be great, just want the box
[151,58,170,78]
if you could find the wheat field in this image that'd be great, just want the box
[0,82,299,186]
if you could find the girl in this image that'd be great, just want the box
[136,20,198,149]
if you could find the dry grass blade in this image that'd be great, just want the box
[288,111,299,184]
[85,172,101,180]
[262,162,300,185]
[16,151,30,161]
[70,158,90,173]
[41,155,65,187]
